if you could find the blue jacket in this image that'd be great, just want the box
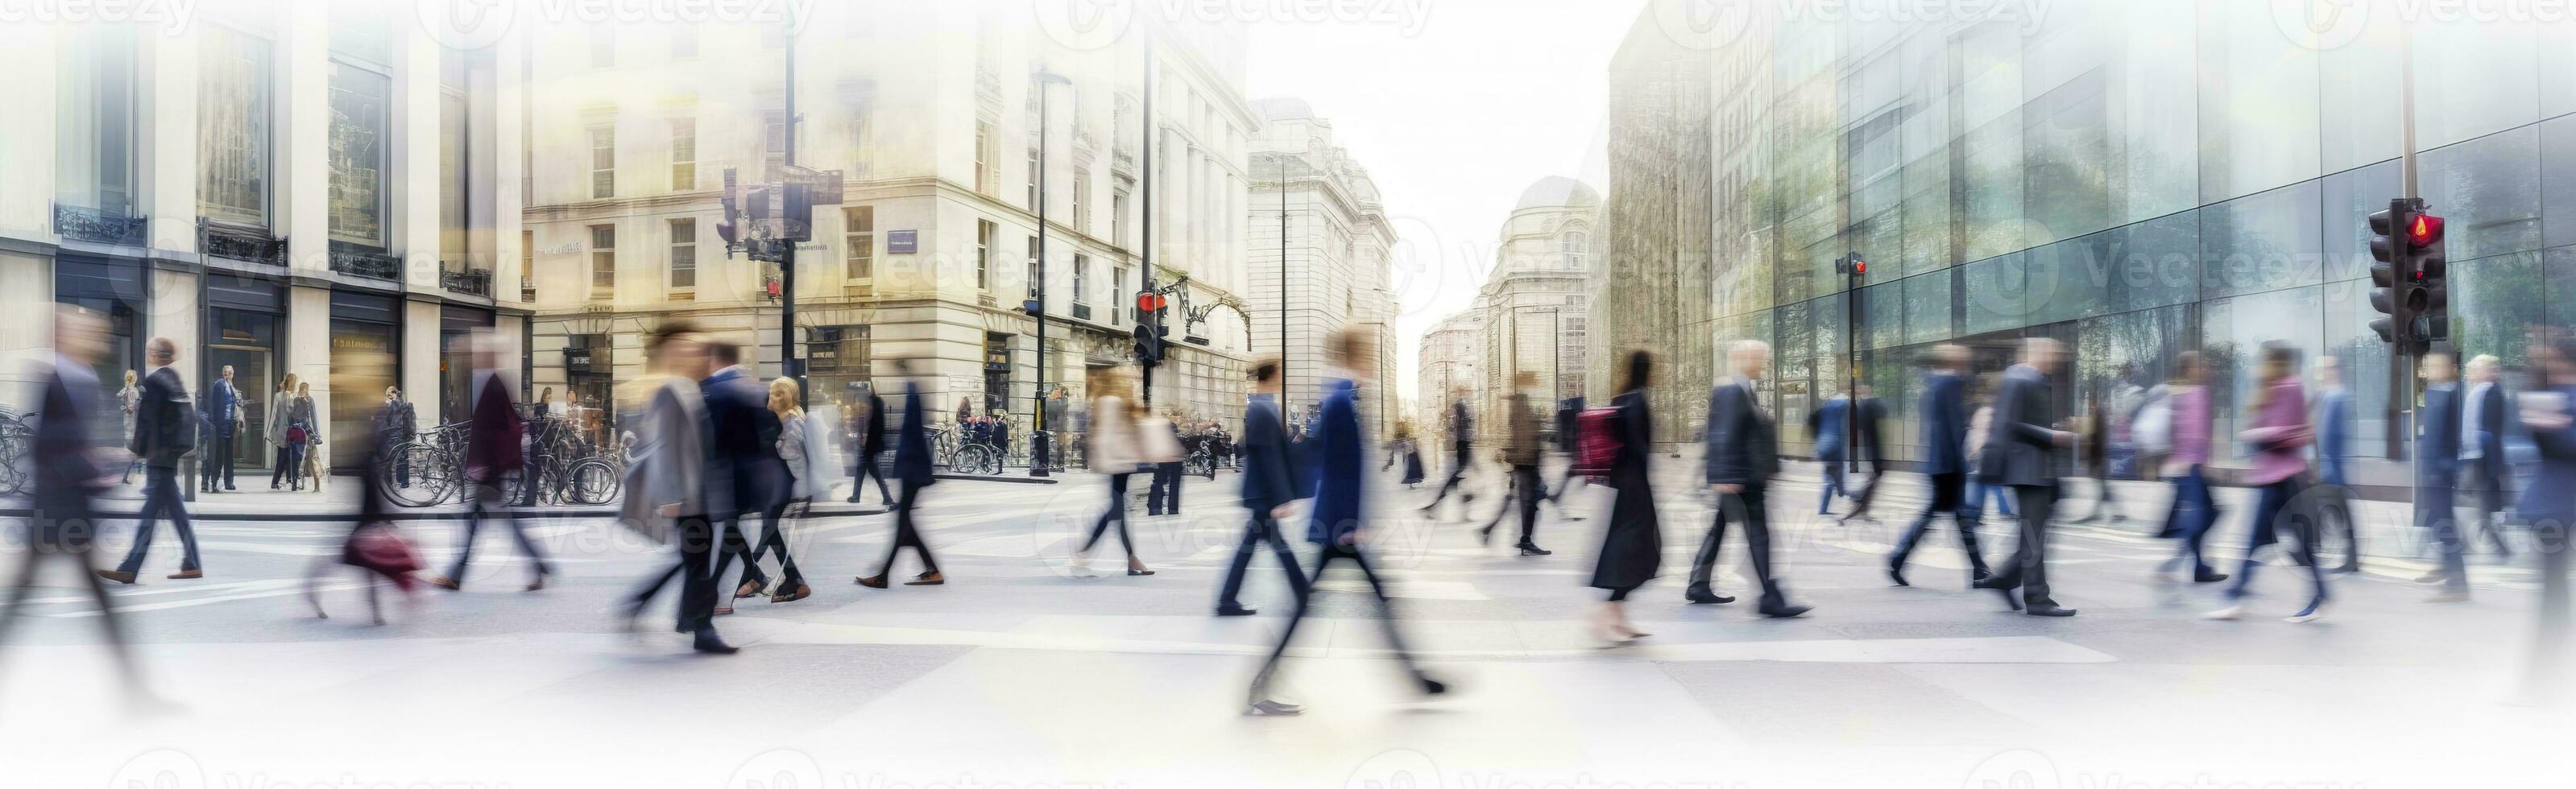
[2418,382,2462,485]
[893,381,935,486]
[1240,394,1300,511]
[1809,397,1849,460]
[2516,384,2576,523]
[206,377,240,436]
[1303,378,1366,544]
[698,366,773,521]
[1918,371,1969,475]
[2317,386,2354,486]
[2470,381,2508,481]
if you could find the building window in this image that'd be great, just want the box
[1025,147,1040,209]
[1072,169,1091,232]
[844,205,876,279]
[669,219,696,290]
[1112,188,1130,248]
[1560,229,1588,266]
[1112,266,1129,324]
[589,225,615,299]
[1025,235,1042,299]
[975,220,996,290]
[1072,254,1089,305]
[197,26,270,225]
[326,61,391,246]
[589,27,614,68]
[669,118,696,191]
[588,123,615,199]
[974,121,996,195]
[671,26,698,59]
[56,27,135,216]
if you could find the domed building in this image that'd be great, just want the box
[1471,176,1598,444]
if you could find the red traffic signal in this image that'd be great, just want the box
[1137,292,1166,312]
[2409,213,2443,247]
[1852,260,1866,275]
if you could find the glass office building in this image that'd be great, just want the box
[1601,1,2576,485]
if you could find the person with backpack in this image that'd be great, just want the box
[2151,351,2227,585]
[1889,345,1990,588]
[100,337,202,585]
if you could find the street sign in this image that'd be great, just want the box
[770,163,845,204]
[888,229,918,254]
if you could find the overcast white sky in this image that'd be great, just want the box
[1242,0,1648,404]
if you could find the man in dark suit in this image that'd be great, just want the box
[1479,371,1552,556]
[1688,340,1809,618]
[0,309,148,698]
[859,361,944,588]
[1890,345,1990,587]
[2418,352,2472,601]
[846,382,893,505]
[378,386,418,485]
[1216,358,1310,618]
[202,364,240,492]
[1842,386,1892,523]
[2462,354,2514,559]
[1418,390,1476,518]
[102,337,201,584]
[428,333,553,592]
[1972,338,2079,617]
[700,343,781,612]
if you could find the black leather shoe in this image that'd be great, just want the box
[1518,543,1551,556]
[1887,564,1910,587]
[692,629,739,654]
[1684,590,1735,605]
[2024,602,2078,618]
[1216,605,1257,617]
[1758,603,1812,619]
[2193,571,2230,583]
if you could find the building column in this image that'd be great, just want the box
[279,0,332,272]
[404,299,444,426]
[288,283,333,442]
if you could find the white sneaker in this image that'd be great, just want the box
[2202,604,2243,621]
[1246,698,1305,716]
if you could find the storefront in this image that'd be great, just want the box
[805,324,872,412]
[326,291,400,471]
[561,333,614,445]
[53,254,147,390]
[203,277,285,471]
[438,304,495,426]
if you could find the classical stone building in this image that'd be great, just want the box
[1414,309,1484,441]
[1476,176,1596,444]
[1246,97,1402,442]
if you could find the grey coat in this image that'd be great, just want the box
[267,394,294,445]
[641,378,710,517]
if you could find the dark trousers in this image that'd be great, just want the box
[1891,471,1988,578]
[1986,485,2060,604]
[850,450,892,503]
[739,495,804,591]
[2162,467,2219,576]
[1481,465,1543,545]
[2462,460,2515,553]
[445,479,551,585]
[1426,451,1471,505]
[1688,487,1784,607]
[0,500,139,687]
[271,444,302,488]
[1253,541,1423,695]
[1216,508,1307,609]
[116,465,200,574]
[2313,481,2361,570]
[876,481,938,576]
[1147,461,1182,514]
[628,514,719,633]
[707,514,762,593]
[1083,473,1137,556]
[2421,482,2470,591]
[2227,476,2325,605]
[203,431,236,489]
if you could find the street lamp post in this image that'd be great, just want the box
[1029,70,1070,477]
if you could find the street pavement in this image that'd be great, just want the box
[1,457,2568,788]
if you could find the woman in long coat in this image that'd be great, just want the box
[1589,350,1660,644]
[269,374,300,490]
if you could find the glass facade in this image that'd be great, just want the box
[1651,2,2576,473]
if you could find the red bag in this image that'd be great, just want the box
[346,524,422,589]
[1572,407,1621,481]
[288,424,309,444]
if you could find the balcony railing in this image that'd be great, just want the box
[441,268,494,297]
[196,217,286,266]
[54,204,148,246]
[329,246,402,281]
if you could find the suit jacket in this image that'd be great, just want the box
[130,366,193,467]
[34,357,111,504]
[1240,394,1300,511]
[698,366,772,520]
[1448,399,1473,457]
[1704,378,1778,488]
[1305,378,1368,544]
[861,393,889,456]
[893,382,935,486]
[1808,397,1850,459]
[1978,364,2060,487]
[2471,381,2508,479]
[2516,384,2576,523]
[2418,382,2463,485]
[642,377,709,516]
[2317,386,2354,485]
[207,378,240,436]
[1919,371,1969,475]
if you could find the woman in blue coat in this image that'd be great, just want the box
[2516,334,2576,701]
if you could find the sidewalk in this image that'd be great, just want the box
[2,473,889,521]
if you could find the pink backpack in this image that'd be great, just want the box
[1573,407,1621,480]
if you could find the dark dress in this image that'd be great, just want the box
[1590,390,1661,591]
[1401,440,1426,484]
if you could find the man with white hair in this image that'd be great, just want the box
[1972,338,2079,617]
[1688,340,1809,618]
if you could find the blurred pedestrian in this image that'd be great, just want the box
[858,361,946,589]
[101,337,202,584]
[288,381,318,492]
[1075,367,1153,576]
[846,382,892,506]
[0,308,154,705]
[1842,385,1891,523]
[2065,386,2123,526]
[117,369,140,484]
[269,373,300,490]
[2153,352,2227,585]
[2514,333,2576,703]
[2417,352,2472,601]
[697,343,776,615]
[1216,357,1308,617]
[1480,370,1551,556]
[1418,388,1476,518]
[1147,411,1184,516]
[2463,354,2515,557]
[425,333,553,593]
[1889,344,1990,588]
[1809,390,1853,516]
[2209,345,2326,623]
[203,365,241,493]
[626,320,737,653]
[734,377,814,605]
[307,375,422,626]
[2313,355,2361,573]
[1972,338,2079,617]
[379,386,417,486]
[1249,328,1445,714]
[1688,341,1808,618]
[1591,351,1667,642]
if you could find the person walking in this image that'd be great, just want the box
[735,377,814,604]
[1841,386,1892,523]
[116,370,141,485]
[1808,391,1853,517]
[858,362,946,589]
[1480,371,1552,556]
[1074,367,1153,576]
[268,374,299,490]
[2463,354,2516,558]
[204,365,242,493]
[625,320,738,654]
[307,379,422,626]
[1147,413,1185,516]
[1216,357,1309,617]
[287,382,318,492]
[2512,334,2576,703]
[424,333,553,593]
[2208,345,2327,623]
[1972,338,2080,617]
[2065,387,2123,526]
[1687,341,1810,618]
[845,382,893,506]
[697,343,780,616]
[2417,352,2472,601]
[1248,328,1445,715]
[1888,345,1991,588]
[2313,355,2361,573]
[1590,351,1667,642]
[100,337,202,584]
[379,386,417,487]
[1418,389,1476,518]
[2154,352,2228,585]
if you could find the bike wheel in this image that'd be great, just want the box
[380,445,458,507]
[564,457,621,505]
[956,445,991,476]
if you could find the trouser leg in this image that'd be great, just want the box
[1339,544,1424,676]
[2014,485,2056,603]
[1686,500,1732,594]
[1514,465,1542,544]
[1737,489,1784,606]
[675,515,717,632]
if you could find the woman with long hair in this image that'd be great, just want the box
[293,382,322,491]
[269,374,300,490]
[2209,344,2324,623]
[735,377,812,604]
[2155,352,2227,584]
[1075,367,1153,576]
[1588,349,1662,644]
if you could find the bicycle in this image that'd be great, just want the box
[0,410,37,498]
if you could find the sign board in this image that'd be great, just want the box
[769,164,845,204]
[947,374,979,394]
[888,229,918,254]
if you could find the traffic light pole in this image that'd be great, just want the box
[779,9,803,406]
[1139,46,1156,407]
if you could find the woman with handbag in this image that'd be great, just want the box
[307,362,420,626]
[290,381,321,492]
[1075,367,1153,576]
[269,374,300,490]
[2209,345,2325,624]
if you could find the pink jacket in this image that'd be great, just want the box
[2237,378,2313,485]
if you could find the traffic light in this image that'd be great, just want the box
[2369,198,2448,352]
[1833,254,1867,283]
[1132,321,1162,365]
